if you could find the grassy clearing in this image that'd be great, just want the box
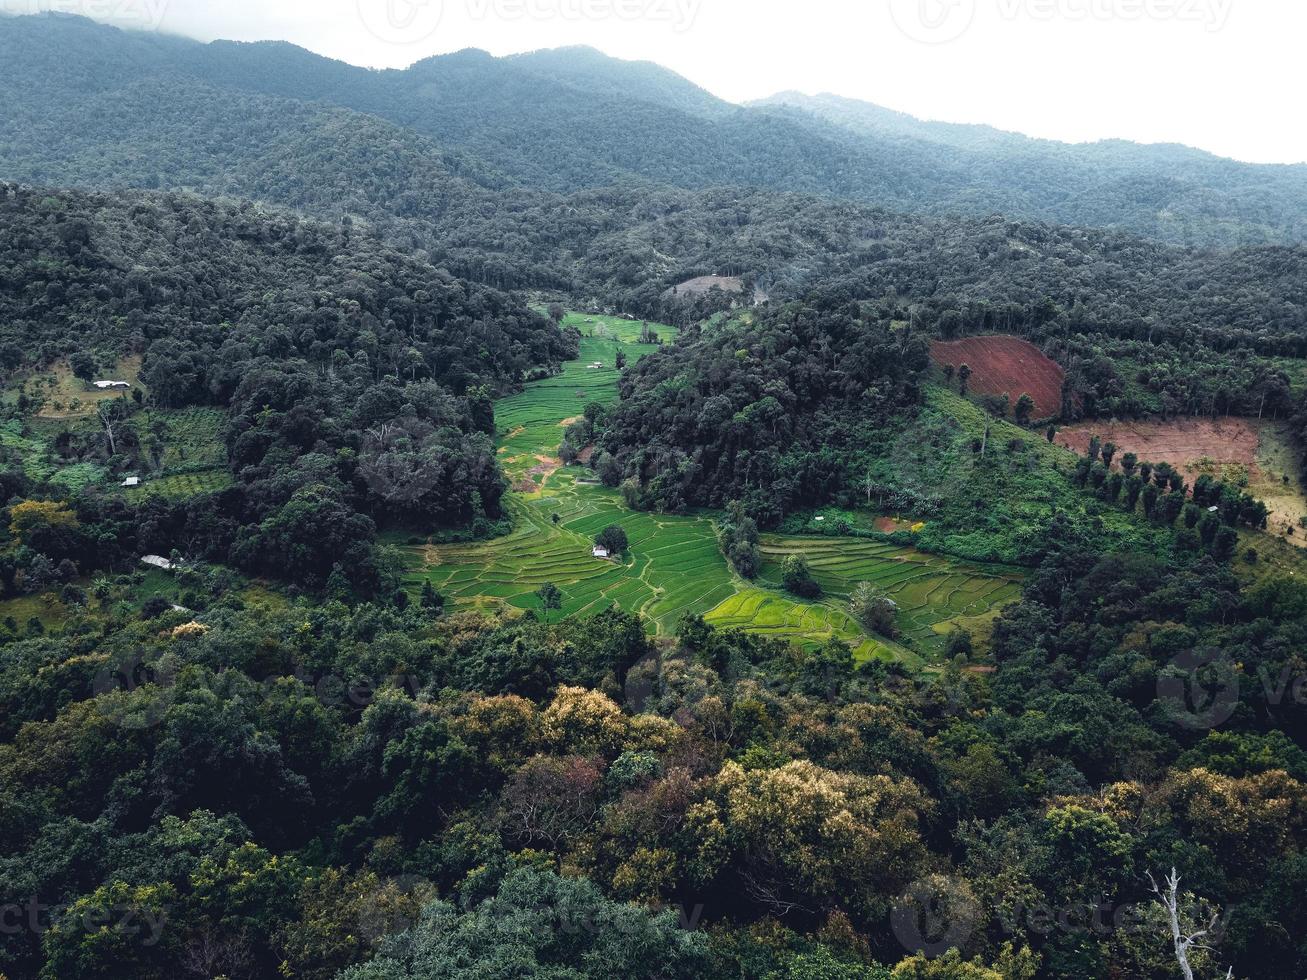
[496,314,663,484]
[124,468,233,500]
[18,355,145,420]
[1251,421,1307,546]
[404,316,1022,665]
[870,385,1153,564]
[0,591,74,632]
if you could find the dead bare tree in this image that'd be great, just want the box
[1147,868,1234,980]
[96,399,126,456]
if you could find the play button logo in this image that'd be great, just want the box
[888,0,977,44]
[358,0,445,45]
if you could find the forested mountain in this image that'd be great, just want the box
[3,16,1304,380]
[0,183,571,592]
[3,11,1307,980]
[752,90,1307,245]
[4,13,1307,247]
[505,45,732,119]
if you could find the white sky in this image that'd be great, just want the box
[25,0,1307,164]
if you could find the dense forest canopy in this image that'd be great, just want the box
[0,184,574,593]
[1,10,1307,980]
[4,13,1307,249]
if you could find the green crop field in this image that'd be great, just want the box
[124,467,233,500]
[404,313,1023,664]
[496,314,665,483]
[128,407,228,471]
[757,537,1024,652]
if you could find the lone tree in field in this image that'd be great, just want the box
[957,363,972,395]
[849,582,899,639]
[595,525,629,557]
[1014,393,1035,426]
[69,350,97,383]
[536,583,562,624]
[781,555,821,599]
[717,501,761,579]
[420,580,444,613]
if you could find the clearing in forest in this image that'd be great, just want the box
[930,336,1064,419]
[22,355,145,420]
[403,313,1022,663]
[1057,417,1307,544]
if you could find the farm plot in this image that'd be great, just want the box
[497,314,662,487]
[405,313,1022,664]
[1056,417,1307,544]
[128,407,228,471]
[125,468,233,501]
[755,536,1024,657]
[930,336,1065,419]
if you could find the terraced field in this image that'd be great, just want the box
[125,468,233,500]
[757,537,1024,646]
[495,315,664,485]
[405,313,1023,664]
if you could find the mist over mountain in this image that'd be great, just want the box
[4,10,1307,980]
[4,12,1307,246]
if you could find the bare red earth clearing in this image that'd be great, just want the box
[1056,418,1260,481]
[665,275,744,297]
[1057,418,1307,544]
[929,336,1064,419]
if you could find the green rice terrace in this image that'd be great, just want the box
[404,313,1023,664]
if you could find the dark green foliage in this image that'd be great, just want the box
[716,501,762,579]
[0,185,570,592]
[600,298,926,520]
[593,525,628,556]
[337,869,710,979]
[781,554,822,599]
[10,14,1307,254]
[1,15,1306,980]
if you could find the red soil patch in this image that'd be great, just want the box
[874,517,915,533]
[665,275,744,297]
[1056,418,1261,483]
[929,336,1065,419]
[513,455,563,494]
[576,446,595,465]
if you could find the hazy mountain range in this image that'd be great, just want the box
[3,12,1306,248]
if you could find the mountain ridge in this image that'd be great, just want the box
[2,12,1306,246]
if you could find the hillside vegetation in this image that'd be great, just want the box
[2,14,1307,980]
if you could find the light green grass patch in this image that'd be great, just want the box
[406,313,1023,665]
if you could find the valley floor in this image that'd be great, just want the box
[403,314,1023,664]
